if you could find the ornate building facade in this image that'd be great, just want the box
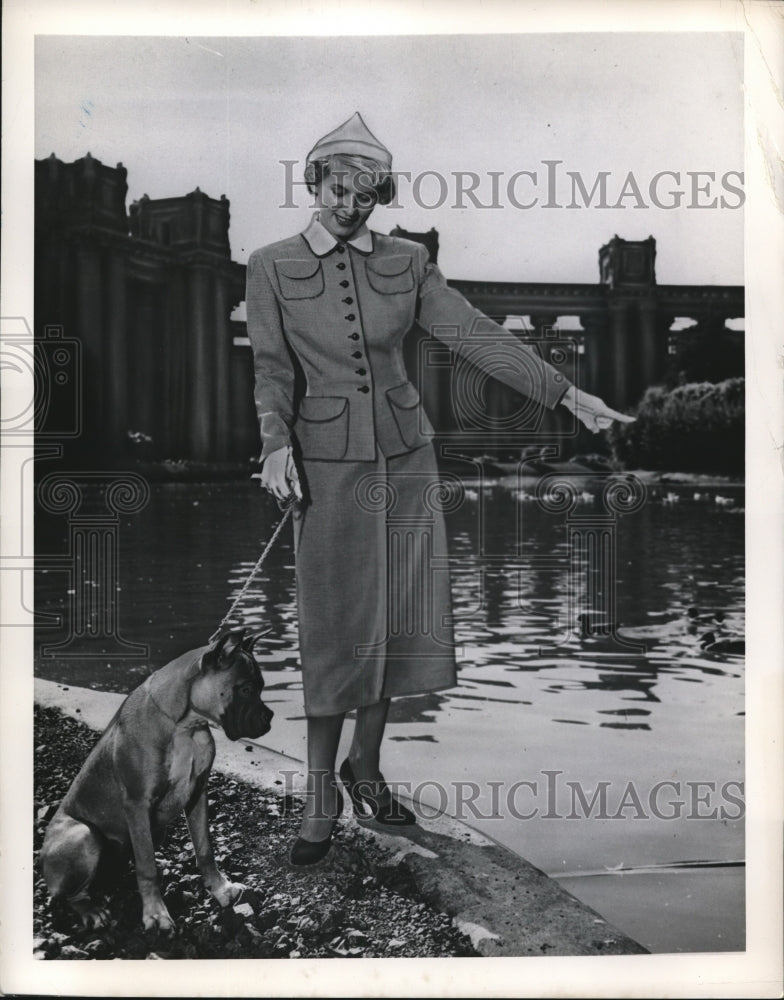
[35,153,252,463]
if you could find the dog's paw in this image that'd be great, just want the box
[209,878,246,908]
[141,901,176,933]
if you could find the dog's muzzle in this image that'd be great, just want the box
[221,701,273,741]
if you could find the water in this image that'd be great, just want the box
[35,473,745,954]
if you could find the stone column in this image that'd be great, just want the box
[131,281,158,449]
[529,313,556,338]
[607,300,628,409]
[166,267,189,458]
[105,253,128,451]
[187,265,214,461]
[638,300,661,399]
[76,245,104,447]
[213,271,232,460]
[578,313,604,399]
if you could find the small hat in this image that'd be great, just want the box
[306,112,392,170]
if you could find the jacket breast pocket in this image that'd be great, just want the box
[295,396,349,461]
[385,382,434,450]
[274,258,324,300]
[366,255,415,295]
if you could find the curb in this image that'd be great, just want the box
[34,678,647,957]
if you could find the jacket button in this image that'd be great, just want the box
[349,333,360,340]
[342,297,354,305]
[336,262,347,270]
[339,280,349,288]
[337,245,346,254]
[357,385,369,393]
[345,313,356,321]
[355,367,366,375]
[352,351,362,359]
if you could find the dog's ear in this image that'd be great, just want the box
[199,630,241,673]
[223,629,244,655]
[212,629,245,670]
[201,632,228,672]
[241,632,260,654]
[241,628,272,655]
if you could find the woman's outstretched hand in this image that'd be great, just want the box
[561,387,636,433]
[260,445,302,503]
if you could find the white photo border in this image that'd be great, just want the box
[2,1,782,997]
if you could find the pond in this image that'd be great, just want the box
[35,470,745,955]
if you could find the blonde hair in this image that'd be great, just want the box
[304,153,396,206]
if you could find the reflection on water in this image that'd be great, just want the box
[35,475,744,953]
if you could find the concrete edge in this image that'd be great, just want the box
[34,678,647,957]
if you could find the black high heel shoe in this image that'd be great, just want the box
[338,758,416,827]
[288,788,344,868]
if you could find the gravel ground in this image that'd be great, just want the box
[33,705,477,961]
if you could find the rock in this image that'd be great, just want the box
[232,902,255,920]
[256,908,280,931]
[314,905,345,936]
[60,945,89,959]
[238,887,265,911]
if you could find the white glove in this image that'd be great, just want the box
[260,445,302,502]
[561,387,636,433]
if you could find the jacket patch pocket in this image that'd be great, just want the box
[295,396,349,461]
[274,258,324,300]
[385,382,434,449]
[366,255,414,295]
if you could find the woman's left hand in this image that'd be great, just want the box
[561,387,636,433]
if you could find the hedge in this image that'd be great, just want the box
[609,378,744,475]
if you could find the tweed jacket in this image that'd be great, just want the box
[246,219,573,462]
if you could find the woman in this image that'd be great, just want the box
[247,112,631,865]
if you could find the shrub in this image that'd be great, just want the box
[608,378,744,474]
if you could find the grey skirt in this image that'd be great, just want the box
[292,442,457,716]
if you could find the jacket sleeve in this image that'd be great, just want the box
[413,244,572,409]
[246,249,296,460]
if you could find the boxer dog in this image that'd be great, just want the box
[40,629,273,932]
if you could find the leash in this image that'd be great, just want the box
[208,495,298,644]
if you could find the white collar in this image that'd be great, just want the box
[302,213,374,256]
